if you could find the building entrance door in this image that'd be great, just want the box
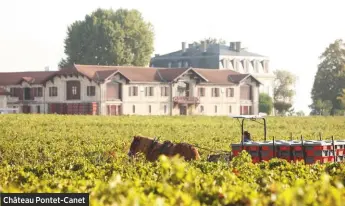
[179,105,187,115]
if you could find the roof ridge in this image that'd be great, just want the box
[156,69,166,82]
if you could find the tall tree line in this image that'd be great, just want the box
[310,39,345,115]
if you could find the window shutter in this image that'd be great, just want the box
[129,87,132,96]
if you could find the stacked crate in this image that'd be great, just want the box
[290,141,304,162]
[276,141,292,161]
[304,141,334,164]
[231,142,260,163]
[231,139,345,164]
[258,141,277,161]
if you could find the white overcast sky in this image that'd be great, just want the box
[0,0,344,114]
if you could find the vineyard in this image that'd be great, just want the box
[1,114,345,205]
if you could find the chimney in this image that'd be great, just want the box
[230,42,235,50]
[188,44,194,51]
[44,66,49,71]
[235,42,241,52]
[182,42,186,52]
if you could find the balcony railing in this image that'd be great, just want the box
[173,96,200,104]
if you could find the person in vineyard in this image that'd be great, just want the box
[242,131,252,142]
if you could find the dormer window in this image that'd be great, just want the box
[252,60,258,72]
[178,61,182,68]
[184,61,189,68]
[231,59,235,70]
[241,60,245,71]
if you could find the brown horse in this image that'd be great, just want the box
[127,135,201,161]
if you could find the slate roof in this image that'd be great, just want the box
[149,43,266,69]
[151,43,266,59]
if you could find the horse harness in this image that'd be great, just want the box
[148,137,174,156]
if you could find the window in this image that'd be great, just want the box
[37,105,40,114]
[168,62,172,68]
[72,86,77,95]
[87,86,96,96]
[33,87,43,97]
[24,87,31,100]
[161,86,169,96]
[145,87,154,96]
[240,85,252,100]
[223,59,228,68]
[164,105,167,114]
[132,105,136,114]
[214,105,217,113]
[240,106,251,115]
[107,83,122,100]
[234,60,239,71]
[200,105,204,113]
[226,88,234,97]
[211,88,220,97]
[241,60,246,72]
[49,87,58,97]
[10,88,16,97]
[198,87,205,97]
[252,60,258,72]
[148,105,152,114]
[128,86,138,96]
[229,106,232,113]
[66,81,81,100]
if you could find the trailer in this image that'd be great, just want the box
[229,115,345,164]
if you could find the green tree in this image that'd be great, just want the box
[311,39,345,115]
[309,99,333,116]
[273,69,296,114]
[273,70,296,102]
[337,89,345,106]
[259,93,273,115]
[274,102,292,116]
[59,8,154,68]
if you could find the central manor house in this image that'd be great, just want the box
[0,64,261,116]
[150,41,275,101]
